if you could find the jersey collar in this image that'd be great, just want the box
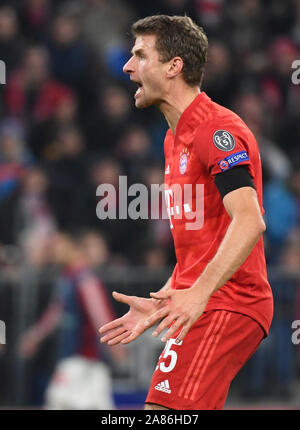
[171,91,211,144]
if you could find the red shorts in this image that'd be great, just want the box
[146,310,264,410]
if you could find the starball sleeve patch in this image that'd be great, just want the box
[213,130,236,152]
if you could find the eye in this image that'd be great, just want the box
[136,51,146,59]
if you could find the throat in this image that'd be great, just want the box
[159,89,201,135]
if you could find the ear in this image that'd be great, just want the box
[166,57,184,79]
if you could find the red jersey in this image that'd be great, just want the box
[164,92,273,335]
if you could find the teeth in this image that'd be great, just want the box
[135,86,142,97]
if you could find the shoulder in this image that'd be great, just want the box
[193,100,259,177]
[195,101,257,151]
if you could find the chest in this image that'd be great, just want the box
[164,137,206,188]
[164,138,208,231]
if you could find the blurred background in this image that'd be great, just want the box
[0,0,299,410]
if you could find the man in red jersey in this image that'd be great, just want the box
[99,15,273,410]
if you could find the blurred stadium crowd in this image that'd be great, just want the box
[0,0,299,409]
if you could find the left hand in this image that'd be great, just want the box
[146,286,210,344]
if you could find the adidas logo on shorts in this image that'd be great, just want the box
[155,379,171,394]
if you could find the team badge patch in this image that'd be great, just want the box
[179,148,189,175]
[213,130,236,152]
[218,150,249,171]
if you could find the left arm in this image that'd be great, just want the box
[147,186,266,343]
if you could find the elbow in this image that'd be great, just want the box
[253,214,266,238]
[258,218,266,235]
[234,211,266,237]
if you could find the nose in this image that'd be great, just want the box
[123,56,134,75]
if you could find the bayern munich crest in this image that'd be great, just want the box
[213,130,235,152]
[179,148,189,174]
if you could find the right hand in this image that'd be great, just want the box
[99,291,166,345]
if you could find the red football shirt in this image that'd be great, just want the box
[164,92,273,335]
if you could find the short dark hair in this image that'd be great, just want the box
[132,15,208,88]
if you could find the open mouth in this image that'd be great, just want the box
[134,82,143,98]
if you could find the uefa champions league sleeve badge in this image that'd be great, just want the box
[213,130,236,152]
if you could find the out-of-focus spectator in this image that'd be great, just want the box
[260,37,300,160]
[78,230,111,268]
[5,45,75,124]
[266,0,296,36]
[290,169,300,225]
[292,0,300,44]
[81,0,134,57]
[202,39,236,107]
[0,118,32,202]
[18,231,126,408]
[30,86,78,159]
[195,0,224,34]
[46,126,88,228]
[0,160,56,245]
[83,83,135,154]
[143,245,169,268]
[233,92,292,182]
[0,6,26,74]
[16,167,56,242]
[116,124,153,182]
[46,12,97,102]
[69,156,147,262]
[142,163,173,257]
[133,0,198,23]
[223,0,267,54]
[262,37,299,114]
[19,0,53,42]
[72,156,122,232]
[264,175,298,264]
[14,229,57,406]
[129,0,197,20]
[244,230,300,401]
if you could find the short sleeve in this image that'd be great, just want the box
[196,120,255,179]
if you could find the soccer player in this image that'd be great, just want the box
[99,15,273,410]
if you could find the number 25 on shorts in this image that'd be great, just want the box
[155,338,183,373]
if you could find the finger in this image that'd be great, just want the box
[99,318,122,334]
[162,314,189,342]
[145,306,170,328]
[108,330,132,346]
[120,330,141,344]
[120,321,148,343]
[150,290,172,300]
[100,326,127,344]
[112,291,135,306]
[175,321,193,343]
[152,314,177,338]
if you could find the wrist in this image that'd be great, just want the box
[191,277,216,301]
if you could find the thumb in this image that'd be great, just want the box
[150,290,172,300]
[112,291,134,305]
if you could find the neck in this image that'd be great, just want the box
[158,84,201,135]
